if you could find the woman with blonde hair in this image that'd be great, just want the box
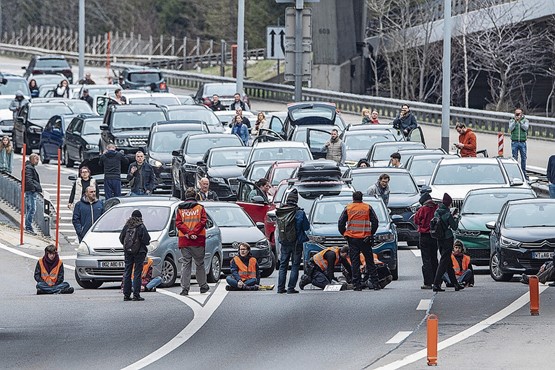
[252,111,267,136]
[361,108,371,124]
[0,135,13,173]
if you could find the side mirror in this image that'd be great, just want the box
[391,215,403,223]
[100,124,109,131]
[172,150,181,157]
[251,195,266,204]
[196,161,205,167]
[485,221,496,230]
[236,159,246,167]
[68,175,77,181]
[255,222,265,230]
[510,178,524,186]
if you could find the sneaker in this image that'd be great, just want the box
[519,274,529,285]
[25,230,37,236]
[61,287,74,294]
[299,275,311,290]
[180,289,188,296]
[123,296,132,301]
[132,296,145,301]
[149,287,156,292]
[421,285,433,290]
[200,286,210,294]
[259,284,275,291]
[277,289,286,294]
[225,285,232,291]
[36,289,46,295]
[286,289,299,294]
[432,285,445,292]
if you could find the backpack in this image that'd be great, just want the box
[429,213,446,239]
[276,205,298,244]
[123,226,141,255]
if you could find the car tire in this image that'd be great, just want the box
[391,266,398,281]
[261,252,276,278]
[489,251,513,282]
[74,270,103,289]
[159,257,177,288]
[39,146,49,164]
[65,147,74,168]
[206,254,221,283]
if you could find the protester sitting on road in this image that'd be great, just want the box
[299,246,351,290]
[443,240,474,287]
[34,245,74,295]
[520,260,555,287]
[226,242,261,291]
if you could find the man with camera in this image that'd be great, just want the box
[392,104,418,138]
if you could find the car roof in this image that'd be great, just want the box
[152,122,206,131]
[438,157,501,165]
[110,197,181,208]
[189,133,234,138]
[165,105,211,111]
[35,55,66,60]
[111,104,164,111]
[123,66,161,72]
[252,141,309,148]
[200,201,241,208]
[350,167,410,174]
[466,187,536,196]
[207,146,250,153]
[505,198,555,205]
[272,160,302,168]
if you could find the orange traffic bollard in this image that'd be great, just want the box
[529,275,540,316]
[427,314,438,366]
[497,132,504,157]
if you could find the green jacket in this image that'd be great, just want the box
[509,117,529,142]
[435,203,458,240]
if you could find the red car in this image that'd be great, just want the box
[265,160,302,201]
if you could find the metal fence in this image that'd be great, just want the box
[0,173,52,237]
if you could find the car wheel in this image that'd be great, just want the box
[74,270,103,289]
[159,257,177,288]
[391,266,398,281]
[65,147,74,168]
[489,251,513,282]
[206,254,221,283]
[39,146,49,164]
[261,251,275,278]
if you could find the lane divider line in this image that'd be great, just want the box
[386,331,413,344]
[416,299,430,311]
[0,243,75,271]
[411,250,421,257]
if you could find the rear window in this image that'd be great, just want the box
[433,164,505,185]
[29,105,72,120]
[128,72,162,84]
[204,84,238,96]
[35,59,70,69]
[208,149,250,167]
[185,136,243,155]
[129,96,180,106]
[150,130,202,153]
[167,109,220,127]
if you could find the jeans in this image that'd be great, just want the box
[180,247,208,291]
[24,191,37,231]
[443,269,474,286]
[348,237,379,288]
[36,281,70,294]
[433,238,458,287]
[226,276,257,289]
[277,242,302,291]
[146,276,162,290]
[511,141,527,176]
[419,233,438,286]
[549,184,555,199]
[123,252,146,298]
[104,179,121,200]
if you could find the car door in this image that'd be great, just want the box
[203,216,220,272]
[235,178,273,224]
[306,128,332,160]
[268,115,284,134]
[65,117,80,159]
[94,96,116,116]
[406,126,426,145]
[41,116,55,154]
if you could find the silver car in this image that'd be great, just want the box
[74,198,223,289]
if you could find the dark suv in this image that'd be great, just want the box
[22,55,73,83]
[119,67,168,92]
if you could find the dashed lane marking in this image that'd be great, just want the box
[386,331,413,344]
[416,299,431,310]
[411,250,421,257]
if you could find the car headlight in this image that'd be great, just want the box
[85,144,98,150]
[148,240,159,252]
[410,202,420,213]
[375,232,395,243]
[255,239,270,249]
[77,241,90,255]
[115,138,129,146]
[148,158,163,168]
[308,235,326,243]
[500,236,521,249]
[27,125,42,134]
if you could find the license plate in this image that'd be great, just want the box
[532,252,554,259]
[100,261,125,268]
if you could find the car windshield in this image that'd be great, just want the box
[0,79,30,96]
[128,72,162,84]
[312,199,387,224]
[65,100,93,114]
[351,172,418,194]
[32,75,66,87]
[130,97,180,106]
[86,87,119,98]
[167,109,220,127]
[92,206,170,232]
[344,133,396,150]
[208,149,250,167]
[250,147,311,162]
[433,163,505,185]
[112,111,166,130]
[150,130,202,153]
[83,119,103,135]
[204,84,239,96]
[29,105,72,120]
[462,192,535,214]
[207,206,253,227]
[504,203,555,228]
[36,59,70,69]
[271,167,298,185]
[409,158,443,176]
[372,144,424,161]
[185,136,242,155]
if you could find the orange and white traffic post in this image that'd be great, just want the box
[497,132,504,157]
[427,314,438,366]
[529,275,540,316]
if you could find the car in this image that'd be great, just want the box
[165,105,224,133]
[0,97,15,136]
[244,141,313,166]
[145,121,209,193]
[174,94,196,105]
[171,133,244,198]
[0,73,31,97]
[346,167,421,246]
[455,187,537,266]
[202,202,274,277]
[403,154,459,187]
[39,114,86,164]
[305,196,400,280]
[365,141,426,167]
[127,92,181,106]
[63,116,104,167]
[119,67,168,92]
[343,129,398,166]
[23,55,73,83]
[196,146,252,200]
[74,198,223,289]
[32,98,94,115]
[280,102,346,140]
[264,160,303,200]
[487,199,555,282]
[194,82,250,110]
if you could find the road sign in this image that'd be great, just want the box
[266,27,286,60]
[284,7,312,82]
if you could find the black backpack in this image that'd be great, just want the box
[276,205,298,244]
[429,213,446,239]
[123,226,141,255]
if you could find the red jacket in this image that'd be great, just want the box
[414,202,438,234]
[176,200,207,248]
[459,129,477,157]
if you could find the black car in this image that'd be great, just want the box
[164,105,224,133]
[145,121,209,193]
[63,116,105,167]
[22,55,73,83]
[487,199,555,282]
[119,67,168,92]
[171,133,244,199]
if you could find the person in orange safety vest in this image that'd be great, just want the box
[34,244,74,294]
[226,242,261,291]
[443,240,474,287]
[342,253,393,290]
[299,246,351,290]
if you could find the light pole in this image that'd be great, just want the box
[236,0,245,94]
[78,0,85,81]
[441,0,452,151]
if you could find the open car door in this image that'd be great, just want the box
[235,177,274,224]
[306,128,332,160]
[94,96,117,116]
[406,126,426,145]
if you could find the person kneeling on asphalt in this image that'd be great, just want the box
[34,244,74,295]
[299,246,351,290]
[342,252,393,290]
[226,242,274,291]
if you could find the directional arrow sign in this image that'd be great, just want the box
[267,27,286,60]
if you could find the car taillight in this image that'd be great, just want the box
[159,82,167,90]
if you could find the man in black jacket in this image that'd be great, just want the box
[99,143,128,199]
[210,95,224,111]
[127,151,156,196]
[24,153,42,234]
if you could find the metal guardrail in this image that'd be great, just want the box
[0,172,52,237]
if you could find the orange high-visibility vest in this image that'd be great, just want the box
[313,247,341,271]
[344,202,372,238]
[233,256,257,281]
[178,205,206,237]
[39,259,62,286]
[131,257,153,279]
[451,254,470,276]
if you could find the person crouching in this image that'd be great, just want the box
[226,242,260,291]
[34,244,74,294]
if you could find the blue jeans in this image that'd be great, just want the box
[511,141,527,176]
[226,276,257,289]
[443,269,474,286]
[36,281,70,294]
[123,253,146,298]
[277,242,302,291]
[104,179,121,199]
[24,191,37,231]
[146,276,162,290]
[549,184,555,199]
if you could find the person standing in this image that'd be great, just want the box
[28,79,39,98]
[230,93,247,111]
[235,107,251,129]
[370,110,380,124]
[432,193,464,292]
[454,123,477,157]
[276,189,310,294]
[196,177,219,201]
[392,104,418,138]
[547,154,555,199]
[114,88,127,105]
[389,152,402,168]
[0,135,14,173]
[99,143,128,199]
[68,166,98,209]
[72,186,104,243]
[226,242,261,291]
[78,72,96,85]
[509,108,529,177]
[120,210,151,301]
[252,112,267,137]
[323,129,346,165]
[361,108,372,124]
[366,173,390,206]
[127,151,156,196]
[80,88,94,107]
[414,192,438,289]
[53,80,70,98]
[210,94,224,111]
[34,245,74,295]
[24,153,42,234]
[231,114,249,146]
[176,188,210,296]
[338,191,381,291]
[9,91,29,121]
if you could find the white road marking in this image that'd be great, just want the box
[375,285,550,369]
[416,299,431,310]
[0,243,75,271]
[386,331,413,344]
[411,250,421,257]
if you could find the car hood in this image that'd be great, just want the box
[388,193,420,207]
[83,229,164,250]
[310,223,390,236]
[29,119,49,127]
[207,166,243,179]
[459,214,497,231]
[0,109,12,120]
[82,133,101,144]
[501,227,555,243]
[111,129,150,137]
[429,184,507,202]
[219,226,265,244]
